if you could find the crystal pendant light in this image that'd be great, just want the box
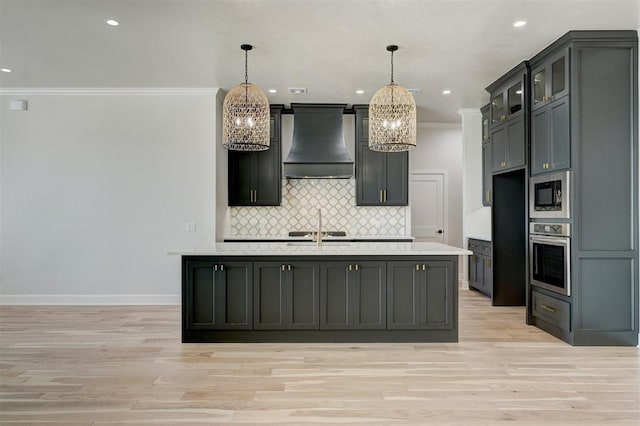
[223,44,270,151]
[369,45,416,152]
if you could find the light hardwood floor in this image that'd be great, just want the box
[1,289,638,425]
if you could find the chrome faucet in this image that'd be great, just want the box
[314,208,323,247]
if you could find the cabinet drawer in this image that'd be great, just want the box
[532,290,570,331]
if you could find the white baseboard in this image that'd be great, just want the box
[0,294,180,305]
[460,279,470,290]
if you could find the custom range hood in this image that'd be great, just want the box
[284,103,354,178]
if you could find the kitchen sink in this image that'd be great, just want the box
[286,241,352,247]
[288,231,347,237]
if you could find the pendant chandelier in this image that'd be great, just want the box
[223,44,270,151]
[369,45,416,152]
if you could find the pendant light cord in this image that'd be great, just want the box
[244,47,249,103]
[390,49,394,85]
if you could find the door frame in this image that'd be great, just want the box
[409,169,449,244]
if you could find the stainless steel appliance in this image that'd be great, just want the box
[529,171,570,219]
[529,222,571,296]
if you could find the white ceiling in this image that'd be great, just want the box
[0,0,638,122]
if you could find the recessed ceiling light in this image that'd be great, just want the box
[513,20,527,28]
[268,89,277,93]
[288,87,307,94]
[356,90,364,94]
[1,68,12,73]
[105,19,120,26]
[442,89,452,95]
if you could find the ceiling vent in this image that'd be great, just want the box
[288,87,307,94]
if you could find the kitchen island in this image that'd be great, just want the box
[177,242,471,343]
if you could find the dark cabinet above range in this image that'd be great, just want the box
[228,105,282,206]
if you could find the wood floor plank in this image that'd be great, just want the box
[1,289,638,424]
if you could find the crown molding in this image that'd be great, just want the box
[0,87,220,95]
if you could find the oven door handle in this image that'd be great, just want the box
[532,243,538,275]
[529,235,569,244]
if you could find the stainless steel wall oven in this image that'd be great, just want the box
[529,222,571,296]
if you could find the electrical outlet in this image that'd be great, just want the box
[186,222,196,232]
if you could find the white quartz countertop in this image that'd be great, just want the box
[170,241,471,256]
[224,235,414,241]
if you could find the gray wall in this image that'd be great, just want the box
[0,90,217,303]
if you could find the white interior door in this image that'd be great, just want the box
[410,173,445,243]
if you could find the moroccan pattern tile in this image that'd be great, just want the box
[230,179,406,236]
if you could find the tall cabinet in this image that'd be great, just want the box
[484,62,529,307]
[228,105,283,206]
[527,31,638,346]
[354,105,408,206]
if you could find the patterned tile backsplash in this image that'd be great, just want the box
[229,179,407,236]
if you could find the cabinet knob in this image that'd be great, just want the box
[349,264,352,271]
[281,264,285,271]
[220,265,224,271]
[422,264,426,271]
[214,265,218,271]
[355,264,359,271]
[288,264,292,271]
[416,264,420,270]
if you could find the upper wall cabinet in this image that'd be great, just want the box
[529,48,571,175]
[354,105,408,206]
[228,106,283,206]
[531,48,570,111]
[486,62,529,174]
[481,104,492,206]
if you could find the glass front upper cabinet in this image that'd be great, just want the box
[491,93,505,124]
[491,80,523,125]
[481,107,490,143]
[507,82,523,116]
[532,48,570,110]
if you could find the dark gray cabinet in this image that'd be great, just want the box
[531,48,570,111]
[183,255,459,343]
[253,261,319,330]
[354,105,408,206]
[468,239,492,297]
[531,87,570,175]
[387,260,454,330]
[526,31,638,346]
[319,261,386,330]
[228,106,282,206]
[185,260,252,330]
[490,117,525,172]
[486,62,528,174]
[481,104,492,206]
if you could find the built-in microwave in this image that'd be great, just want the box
[529,171,570,219]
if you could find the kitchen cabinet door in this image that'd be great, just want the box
[421,261,454,329]
[356,141,385,205]
[254,261,319,330]
[387,261,421,329]
[352,261,386,329]
[491,117,525,173]
[320,261,386,330]
[482,142,492,206]
[531,96,570,175]
[186,260,252,330]
[383,152,409,206]
[228,107,282,206]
